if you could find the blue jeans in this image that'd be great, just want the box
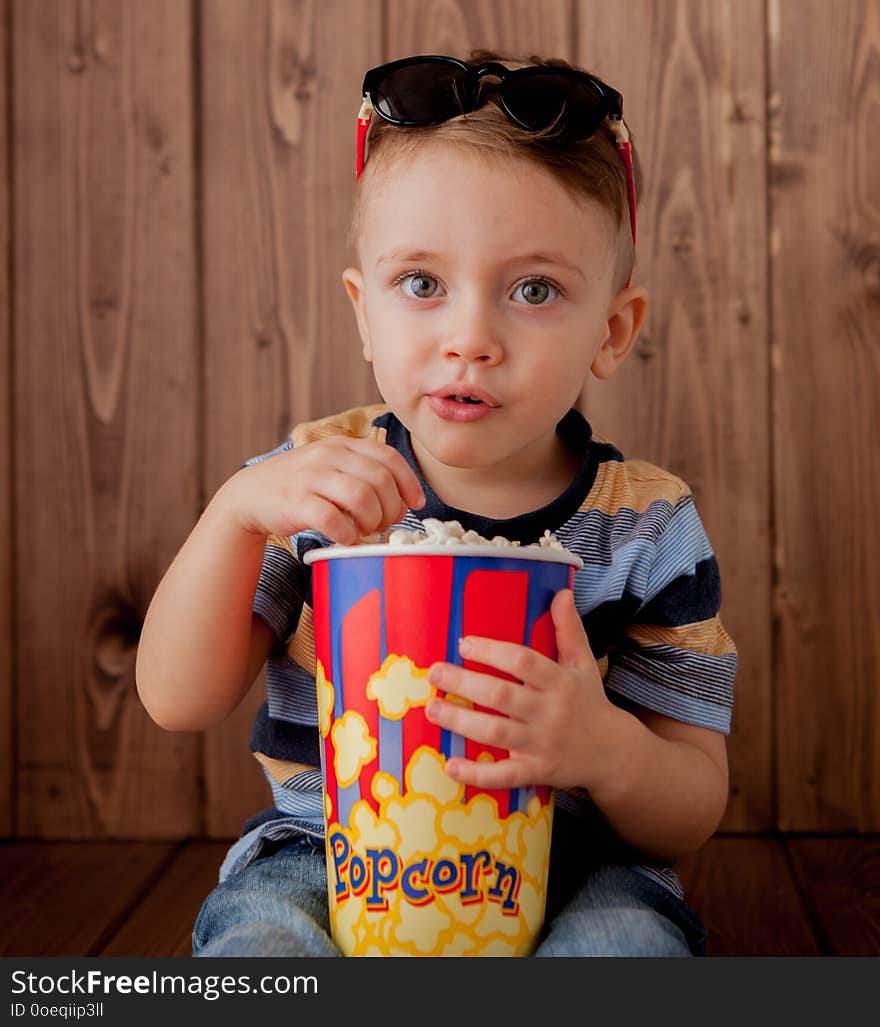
[192,813,706,957]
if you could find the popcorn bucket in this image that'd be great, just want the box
[304,540,582,956]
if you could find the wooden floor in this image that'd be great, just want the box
[1,835,878,957]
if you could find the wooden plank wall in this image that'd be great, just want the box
[2,0,877,840]
[770,0,880,832]
[581,0,772,831]
[1,0,11,838]
[11,0,200,837]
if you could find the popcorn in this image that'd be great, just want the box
[387,518,568,553]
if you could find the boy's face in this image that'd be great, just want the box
[343,142,646,480]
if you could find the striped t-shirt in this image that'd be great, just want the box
[218,403,738,896]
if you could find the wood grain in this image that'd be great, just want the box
[676,836,821,955]
[387,0,571,63]
[99,840,231,956]
[12,0,200,836]
[579,0,772,832]
[0,840,175,955]
[0,0,13,838]
[787,836,880,956]
[770,0,880,830]
[199,0,384,838]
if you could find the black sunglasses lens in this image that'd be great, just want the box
[373,63,473,124]
[503,72,608,139]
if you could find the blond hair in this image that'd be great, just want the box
[348,49,642,292]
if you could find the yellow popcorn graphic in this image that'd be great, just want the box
[331,711,377,789]
[324,746,554,956]
[366,654,433,719]
[316,661,334,738]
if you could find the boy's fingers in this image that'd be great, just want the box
[444,756,525,791]
[312,469,379,533]
[358,438,426,510]
[552,589,592,667]
[426,697,527,751]
[428,662,530,720]
[331,442,422,529]
[307,493,360,546]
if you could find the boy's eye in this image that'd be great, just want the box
[513,279,559,305]
[399,272,441,300]
[395,271,561,305]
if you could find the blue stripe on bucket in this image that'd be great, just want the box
[379,715,402,785]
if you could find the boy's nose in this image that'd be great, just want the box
[441,302,504,363]
[442,338,503,364]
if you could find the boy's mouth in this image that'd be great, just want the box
[429,384,500,408]
[426,390,500,423]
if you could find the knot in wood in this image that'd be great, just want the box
[91,600,141,683]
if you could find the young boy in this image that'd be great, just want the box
[136,49,737,957]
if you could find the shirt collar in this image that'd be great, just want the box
[385,408,597,546]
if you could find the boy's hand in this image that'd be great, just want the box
[218,436,427,544]
[425,588,629,794]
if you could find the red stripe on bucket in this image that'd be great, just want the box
[341,589,382,811]
[385,556,453,788]
[461,569,529,816]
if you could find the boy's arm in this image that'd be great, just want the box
[426,590,731,863]
[136,482,276,732]
[426,477,737,863]
[583,703,729,862]
[244,613,278,696]
[137,431,426,733]
[591,480,735,859]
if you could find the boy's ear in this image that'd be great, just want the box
[591,285,649,380]
[341,267,372,362]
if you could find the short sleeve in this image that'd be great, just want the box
[240,437,306,655]
[604,490,738,734]
[251,535,308,656]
